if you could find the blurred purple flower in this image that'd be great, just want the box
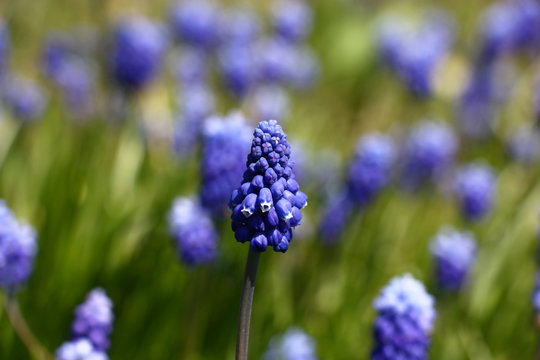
[3,76,47,122]
[170,0,219,48]
[264,327,317,360]
[271,0,313,43]
[453,163,496,222]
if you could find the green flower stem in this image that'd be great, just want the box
[236,248,261,360]
[5,295,52,360]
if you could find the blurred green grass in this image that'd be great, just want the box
[0,0,539,359]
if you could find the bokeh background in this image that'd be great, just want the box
[1,0,539,359]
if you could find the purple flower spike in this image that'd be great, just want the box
[372,274,436,360]
[453,163,496,222]
[110,16,167,91]
[71,288,114,352]
[4,76,47,122]
[376,11,453,97]
[200,112,252,213]
[507,125,540,164]
[170,0,219,48]
[229,120,306,253]
[0,200,38,293]
[218,44,257,97]
[264,327,318,360]
[347,133,396,206]
[401,121,457,189]
[168,197,218,266]
[319,191,353,245]
[430,227,477,291]
[56,338,108,360]
[271,0,313,43]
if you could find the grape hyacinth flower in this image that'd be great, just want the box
[250,85,289,122]
[0,20,8,85]
[347,133,396,206]
[376,11,453,97]
[170,0,218,48]
[173,48,208,87]
[200,112,251,213]
[372,274,436,360]
[256,38,295,84]
[219,8,260,46]
[229,119,307,252]
[110,16,166,92]
[477,0,540,64]
[71,288,114,351]
[56,338,108,360]
[430,227,477,291]
[232,120,307,359]
[453,163,496,222]
[400,121,457,189]
[271,0,313,43]
[319,190,354,244]
[168,197,218,266]
[0,200,38,293]
[3,76,47,123]
[507,125,540,164]
[218,44,257,98]
[264,327,318,360]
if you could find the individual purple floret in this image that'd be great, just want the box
[430,227,477,291]
[56,338,108,360]
[319,190,353,244]
[0,200,38,293]
[173,48,208,87]
[229,120,307,253]
[372,273,436,360]
[453,163,496,222]
[250,85,289,122]
[477,0,540,64]
[3,76,47,122]
[376,11,453,97]
[218,44,257,97]
[507,125,540,164]
[219,8,260,46]
[263,327,318,360]
[71,288,114,352]
[200,112,252,213]
[347,133,396,206]
[168,197,218,265]
[401,121,457,189]
[271,0,313,43]
[110,16,166,91]
[170,0,218,48]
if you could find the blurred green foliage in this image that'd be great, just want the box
[0,0,539,359]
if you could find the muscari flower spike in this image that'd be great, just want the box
[200,112,252,213]
[3,76,47,123]
[453,163,496,222]
[271,0,313,44]
[110,16,167,91]
[263,327,318,360]
[0,200,38,293]
[401,121,457,189]
[219,7,261,46]
[218,43,257,98]
[229,120,307,253]
[347,133,396,206]
[376,11,453,97]
[477,0,540,64]
[430,227,477,291]
[170,0,218,48]
[56,338,108,360]
[168,197,218,265]
[71,288,114,352]
[372,273,436,360]
[507,125,540,164]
